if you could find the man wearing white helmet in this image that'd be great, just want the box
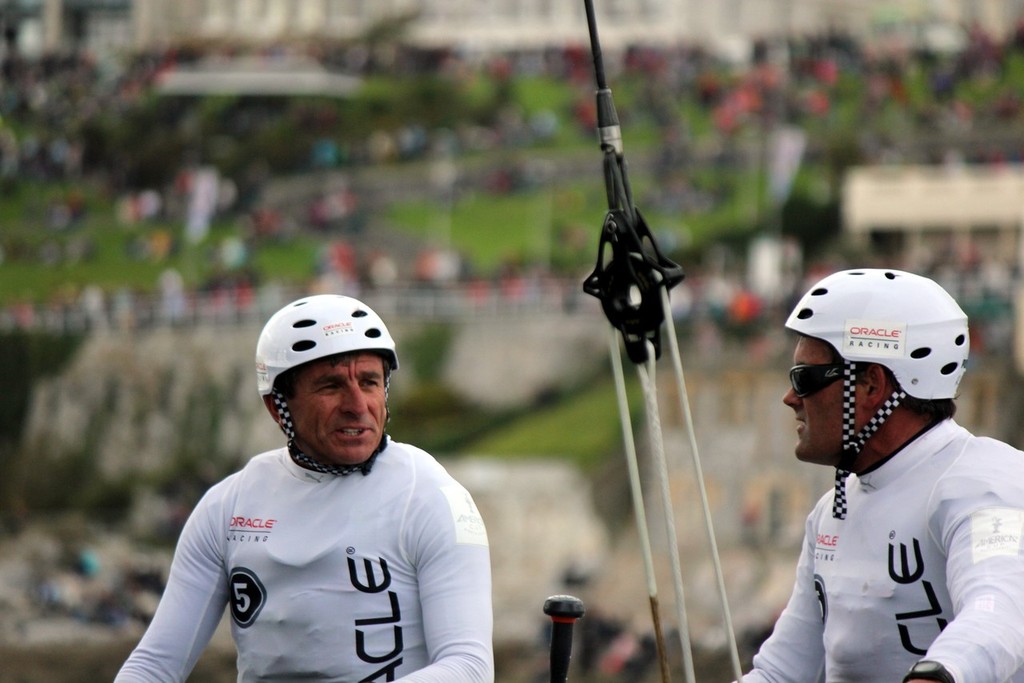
[737,269,1024,683]
[116,295,494,682]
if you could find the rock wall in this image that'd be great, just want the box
[22,326,276,482]
[19,313,613,484]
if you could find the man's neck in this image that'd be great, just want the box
[851,413,937,474]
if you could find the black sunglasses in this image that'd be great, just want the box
[789,363,846,398]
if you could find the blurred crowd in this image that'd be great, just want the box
[6,19,1024,179]
[3,20,1024,353]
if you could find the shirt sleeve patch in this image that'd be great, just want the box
[441,485,489,547]
[970,507,1024,563]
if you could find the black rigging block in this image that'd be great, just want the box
[583,207,684,365]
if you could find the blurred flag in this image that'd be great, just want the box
[768,126,806,204]
[186,166,219,244]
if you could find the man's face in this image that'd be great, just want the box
[282,352,388,467]
[782,336,845,467]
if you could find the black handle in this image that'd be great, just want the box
[544,594,585,683]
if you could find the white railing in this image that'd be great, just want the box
[0,278,602,334]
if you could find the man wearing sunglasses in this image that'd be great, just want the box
[737,269,1024,683]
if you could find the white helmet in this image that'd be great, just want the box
[255,294,398,396]
[785,269,969,400]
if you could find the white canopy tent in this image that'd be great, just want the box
[155,56,361,98]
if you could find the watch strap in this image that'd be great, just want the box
[903,659,955,683]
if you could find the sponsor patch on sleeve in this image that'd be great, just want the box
[441,485,489,547]
[971,507,1024,563]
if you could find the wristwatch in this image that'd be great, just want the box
[903,660,955,683]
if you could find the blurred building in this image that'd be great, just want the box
[844,164,1024,274]
[1,0,1023,58]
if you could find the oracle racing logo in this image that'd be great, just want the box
[815,533,838,562]
[324,321,355,336]
[227,515,277,543]
[842,319,906,359]
[348,552,405,680]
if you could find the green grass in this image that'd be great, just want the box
[0,62,825,309]
[458,372,642,470]
[384,160,771,274]
[0,255,160,303]
[0,208,221,304]
[513,76,578,117]
[0,152,786,308]
[0,176,328,306]
[249,237,322,284]
[385,182,607,271]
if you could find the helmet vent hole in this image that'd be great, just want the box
[955,334,966,346]
[352,310,368,318]
[910,347,931,359]
[293,319,316,329]
[883,271,896,279]
[940,362,959,376]
[810,287,828,296]
[796,308,814,320]
[292,340,316,352]
[365,328,382,339]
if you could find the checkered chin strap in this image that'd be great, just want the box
[833,361,906,520]
[270,386,389,477]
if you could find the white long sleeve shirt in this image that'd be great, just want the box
[742,419,1024,683]
[115,440,494,682]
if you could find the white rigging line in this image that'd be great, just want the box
[637,345,696,683]
[660,287,745,683]
[606,287,746,683]
[608,329,673,683]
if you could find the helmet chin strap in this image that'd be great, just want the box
[832,361,907,519]
[270,387,387,477]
